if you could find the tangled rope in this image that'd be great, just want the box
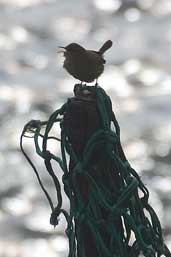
[20,85,171,257]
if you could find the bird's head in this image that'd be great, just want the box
[65,43,85,52]
[58,43,85,57]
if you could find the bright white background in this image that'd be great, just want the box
[0,0,171,256]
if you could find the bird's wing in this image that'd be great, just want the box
[88,50,106,63]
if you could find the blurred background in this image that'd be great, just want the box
[0,0,171,256]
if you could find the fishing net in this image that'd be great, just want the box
[20,85,171,257]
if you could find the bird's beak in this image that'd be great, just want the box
[57,46,66,53]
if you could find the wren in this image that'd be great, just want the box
[59,40,113,85]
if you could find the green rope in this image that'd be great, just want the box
[20,85,171,257]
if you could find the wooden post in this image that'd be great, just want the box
[63,84,122,256]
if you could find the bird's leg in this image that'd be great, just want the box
[95,79,98,88]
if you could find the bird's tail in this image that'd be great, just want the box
[99,40,113,54]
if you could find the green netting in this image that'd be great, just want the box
[20,85,171,257]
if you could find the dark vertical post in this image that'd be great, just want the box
[63,84,122,257]
[63,85,100,256]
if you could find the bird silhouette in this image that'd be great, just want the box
[59,40,113,85]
